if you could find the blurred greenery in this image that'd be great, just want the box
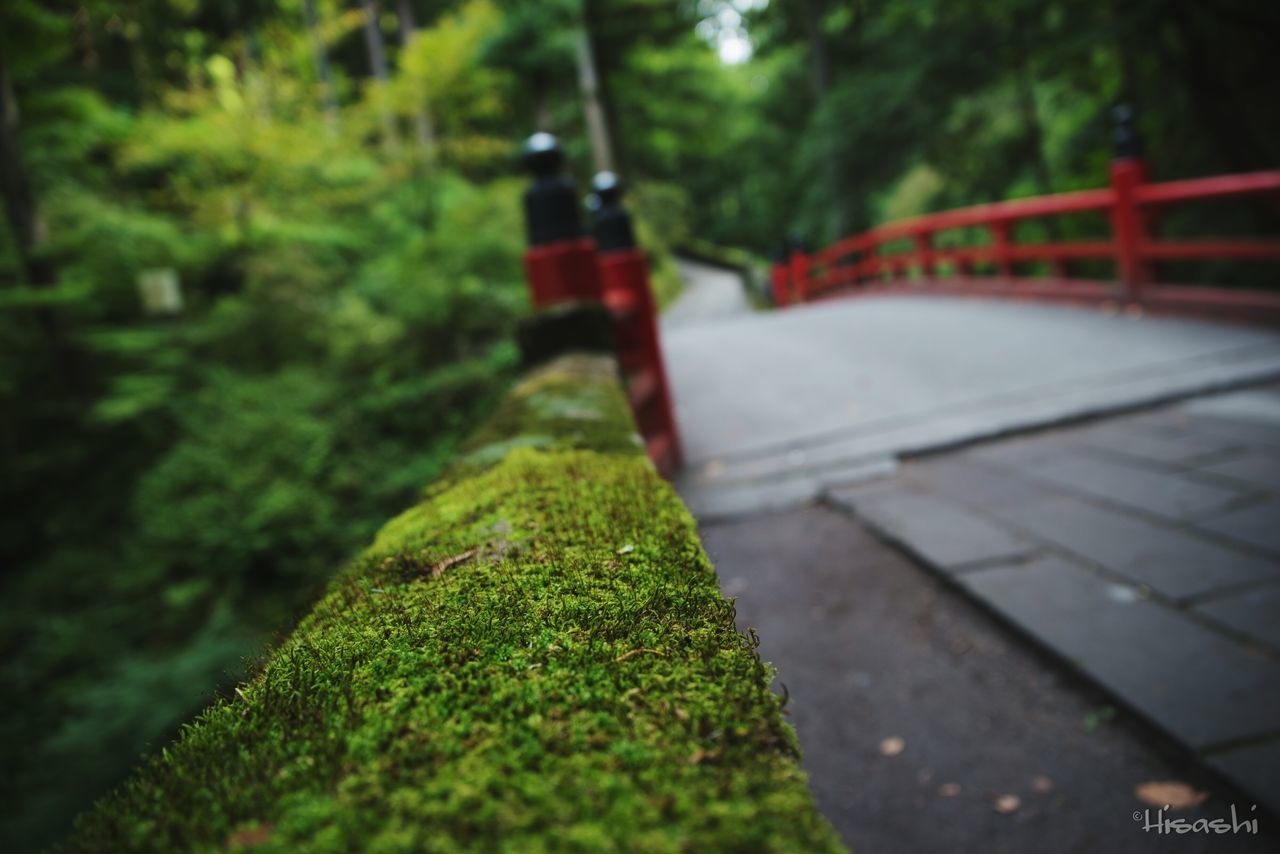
[1,0,1277,848]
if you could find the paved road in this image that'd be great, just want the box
[703,505,1274,853]
[665,281,1280,849]
[829,386,1280,819]
[662,257,753,328]
[662,294,1280,518]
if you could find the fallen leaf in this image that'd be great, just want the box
[994,794,1021,814]
[879,736,905,757]
[1031,775,1054,794]
[938,783,961,798]
[1135,781,1208,810]
[430,548,477,578]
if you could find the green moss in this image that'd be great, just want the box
[65,354,843,853]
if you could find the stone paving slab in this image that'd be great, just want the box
[1197,452,1280,491]
[677,456,897,521]
[901,457,1050,509]
[1178,415,1280,453]
[1070,421,1242,467]
[699,506,1276,852]
[961,556,1280,749]
[992,495,1280,601]
[1182,387,1280,425]
[835,390,1280,816]
[1197,501,1280,557]
[1195,586,1280,653]
[1021,453,1248,521]
[829,490,1040,573]
[1205,741,1280,820]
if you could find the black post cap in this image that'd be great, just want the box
[591,171,624,205]
[522,132,565,177]
[521,132,584,246]
[1111,103,1142,159]
[589,170,636,252]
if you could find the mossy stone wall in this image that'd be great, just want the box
[67,353,842,852]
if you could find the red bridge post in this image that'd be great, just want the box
[521,133,603,307]
[991,219,1013,278]
[914,231,935,279]
[1109,104,1151,303]
[519,135,681,476]
[589,171,682,475]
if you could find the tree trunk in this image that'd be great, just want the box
[533,74,552,132]
[575,24,615,174]
[359,0,400,153]
[0,63,76,389]
[395,0,437,160]
[0,67,54,289]
[302,0,339,130]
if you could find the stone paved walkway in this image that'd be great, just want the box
[827,385,1280,817]
[663,257,754,328]
[664,275,1280,844]
[662,295,1280,518]
[702,505,1275,853]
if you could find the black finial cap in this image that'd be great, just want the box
[591,171,624,205]
[589,170,635,252]
[521,132,583,246]
[1112,103,1142,159]
[522,132,564,177]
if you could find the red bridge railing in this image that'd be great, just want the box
[773,111,1280,325]
[519,134,681,476]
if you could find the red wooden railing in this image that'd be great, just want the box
[773,157,1280,325]
[520,134,681,476]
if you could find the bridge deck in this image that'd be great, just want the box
[662,274,1280,518]
[665,265,1280,837]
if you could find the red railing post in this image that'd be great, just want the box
[589,171,682,476]
[1109,105,1150,303]
[991,219,1013,277]
[915,231,934,279]
[1110,167,1148,301]
[788,242,811,303]
[521,133,602,307]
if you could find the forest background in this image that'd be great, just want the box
[2,0,1277,847]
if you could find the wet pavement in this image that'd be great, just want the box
[702,504,1275,852]
[661,291,1280,519]
[665,271,1280,850]
[828,387,1280,819]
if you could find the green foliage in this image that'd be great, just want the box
[730,0,1280,286]
[66,355,842,853]
[0,2,534,847]
[10,0,1274,848]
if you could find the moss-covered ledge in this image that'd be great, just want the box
[67,353,843,853]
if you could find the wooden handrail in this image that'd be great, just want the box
[783,163,1280,323]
